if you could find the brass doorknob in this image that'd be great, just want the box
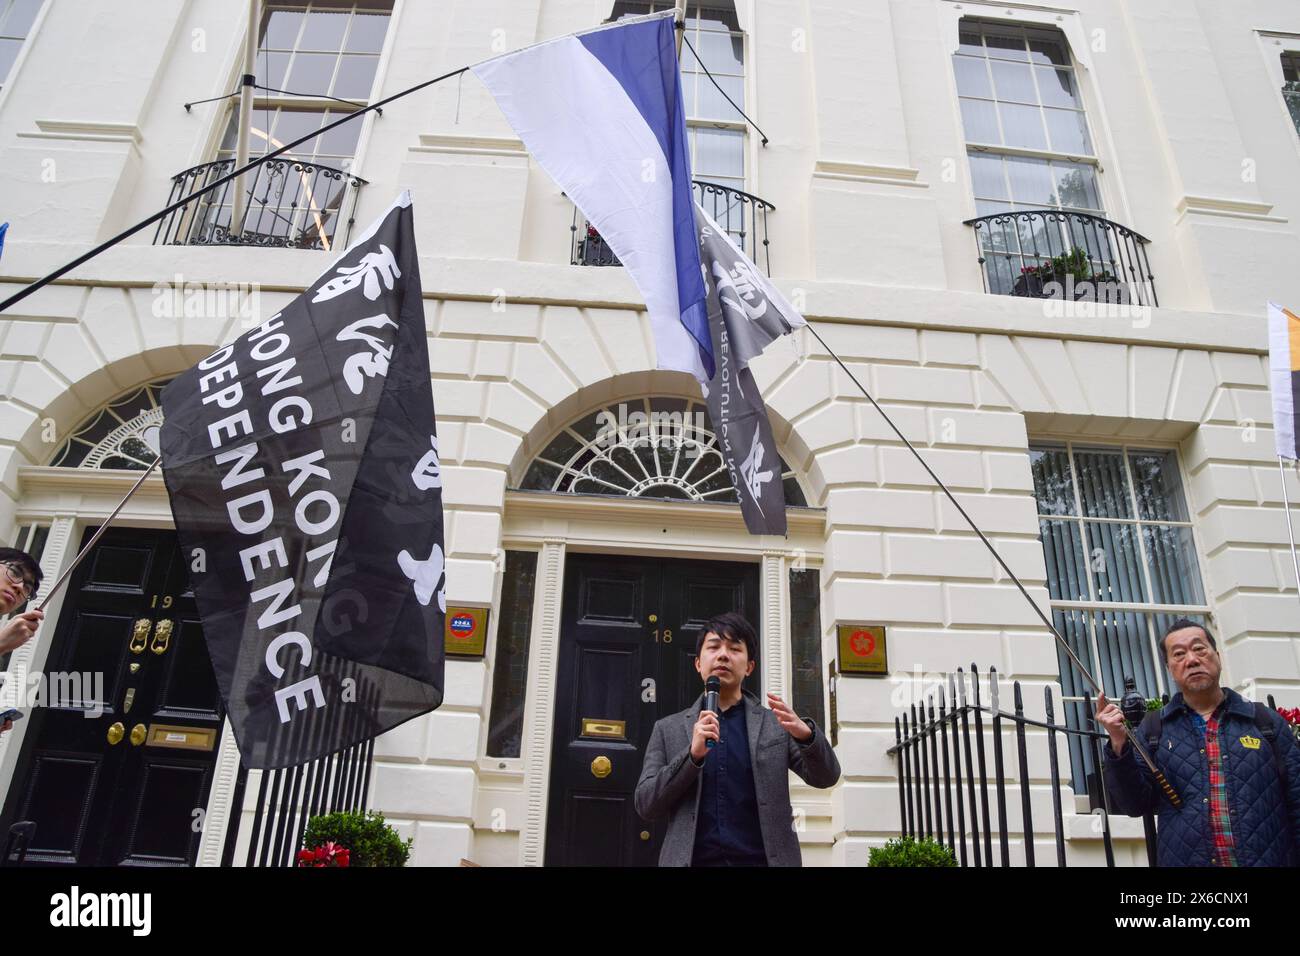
[640,830,650,841]
[129,723,147,746]
[590,755,612,778]
[106,722,124,745]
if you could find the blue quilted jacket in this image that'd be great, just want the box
[1103,689,1300,867]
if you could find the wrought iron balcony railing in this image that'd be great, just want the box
[570,180,776,275]
[152,158,367,251]
[1285,81,1300,138]
[965,209,1158,308]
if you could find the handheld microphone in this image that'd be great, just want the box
[704,676,720,749]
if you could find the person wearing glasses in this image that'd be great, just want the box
[1096,619,1300,867]
[0,548,44,735]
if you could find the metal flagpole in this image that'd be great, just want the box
[1281,457,1300,613]
[229,0,261,232]
[804,321,1178,800]
[674,0,687,55]
[34,457,160,612]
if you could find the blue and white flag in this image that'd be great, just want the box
[0,222,8,263]
[473,11,712,382]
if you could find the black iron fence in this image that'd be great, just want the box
[153,158,367,251]
[221,668,380,868]
[887,664,1156,867]
[571,179,776,274]
[964,210,1158,308]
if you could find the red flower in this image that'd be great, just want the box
[586,224,601,240]
[300,840,351,867]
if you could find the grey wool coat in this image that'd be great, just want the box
[633,689,841,866]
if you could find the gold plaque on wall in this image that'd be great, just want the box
[837,624,888,676]
[444,606,489,658]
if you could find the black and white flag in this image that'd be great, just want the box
[695,204,807,536]
[160,192,445,769]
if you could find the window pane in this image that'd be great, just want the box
[287,51,336,95]
[1044,107,1092,154]
[1053,162,1101,211]
[332,54,377,98]
[695,28,743,72]
[1037,66,1080,109]
[269,108,323,151]
[952,55,992,98]
[1028,35,1069,67]
[990,59,1037,104]
[692,127,743,178]
[694,72,744,119]
[960,97,1000,143]
[958,29,984,56]
[346,12,389,53]
[1075,449,1134,519]
[611,1,653,20]
[968,152,1008,200]
[985,31,1029,61]
[789,568,826,731]
[260,50,290,89]
[693,3,740,33]
[486,551,538,758]
[1085,521,1148,603]
[975,198,1015,218]
[1031,445,1078,515]
[1092,609,1159,699]
[3,0,41,38]
[1005,155,1055,206]
[1128,451,1190,522]
[1040,519,1090,601]
[262,9,304,50]
[1142,525,1205,606]
[316,110,362,159]
[999,102,1048,149]
[298,9,348,50]
[0,36,18,80]
[1053,608,1097,791]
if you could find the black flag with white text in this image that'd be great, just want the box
[160,192,445,769]
[695,204,806,536]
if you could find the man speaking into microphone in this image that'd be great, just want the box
[634,612,841,866]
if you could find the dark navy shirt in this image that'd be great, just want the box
[692,699,768,866]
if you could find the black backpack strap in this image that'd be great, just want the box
[1138,709,1162,754]
[1252,702,1288,785]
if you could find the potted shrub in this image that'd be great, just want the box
[867,836,958,867]
[298,810,412,868]
[1012,246,1119,301]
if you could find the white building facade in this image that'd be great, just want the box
[0,0,1298,867]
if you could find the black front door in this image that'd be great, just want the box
[1,526,225,866]
[544,553,760,866]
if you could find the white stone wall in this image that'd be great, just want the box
[1,0,1299,865]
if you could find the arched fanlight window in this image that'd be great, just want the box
[519,396,806,506]
[49,379,170,470]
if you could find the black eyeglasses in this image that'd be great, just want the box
[1,563,35,601]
